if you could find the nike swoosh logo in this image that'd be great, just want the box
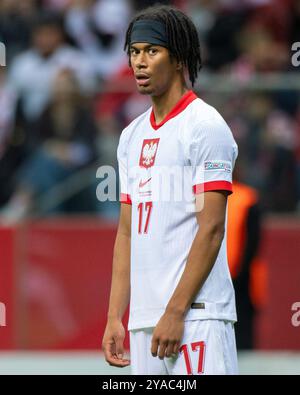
[139,177,152,188]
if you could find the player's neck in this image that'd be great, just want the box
[151,81,189,125]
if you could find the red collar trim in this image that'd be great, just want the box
[150,90,198,130]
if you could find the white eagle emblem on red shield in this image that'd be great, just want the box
[139,138,160,168]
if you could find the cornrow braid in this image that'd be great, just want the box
[124,5,202,86]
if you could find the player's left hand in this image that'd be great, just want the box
[151,311,184,359]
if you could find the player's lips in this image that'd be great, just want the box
[135,73,151,86]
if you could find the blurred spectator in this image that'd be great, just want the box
[227,167,267,350]
[65,0,131,79]
[205,4,248,70]
[0,68,16,160]
[289,0,300,45]
[186,0,218,37]
[8,11,96,124]
[234,22,289,74]
[0,68,21,207]
[0,69,98,222]
[262,109,298,212]
[220,90,299,213]
[203,0,290,72]
[0,0,38,62]
[42,0,71,12]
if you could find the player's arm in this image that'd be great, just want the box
[151,190,228,359]
[102,203,131,367]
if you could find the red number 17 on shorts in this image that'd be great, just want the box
[179,341,206,375]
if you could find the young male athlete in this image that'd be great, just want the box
[102,5,239,375]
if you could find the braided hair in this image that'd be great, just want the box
[124,5,202,86]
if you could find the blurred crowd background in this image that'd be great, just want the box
[0,0,300,222]
[0,0,300,359]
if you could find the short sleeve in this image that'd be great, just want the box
[188,118,238,195]
[117,130,132,205]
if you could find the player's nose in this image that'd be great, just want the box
[135,51,148,69]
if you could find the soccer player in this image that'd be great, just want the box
[102,5,239,375]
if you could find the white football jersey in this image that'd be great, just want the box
[117,91,238,331]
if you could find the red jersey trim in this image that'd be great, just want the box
[150,90,198,130]
[193,181,233,195]
[120,193,132,205]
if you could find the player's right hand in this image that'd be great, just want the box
[102,320,130,368]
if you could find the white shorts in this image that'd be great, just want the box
[129,320,238,375]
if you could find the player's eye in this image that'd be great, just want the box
[148,48,158,55]
[130,48,138,55]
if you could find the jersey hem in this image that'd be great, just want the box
[128,312,237,331]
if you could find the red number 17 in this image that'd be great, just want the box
[137,201,153,234]
[179,341,206,375]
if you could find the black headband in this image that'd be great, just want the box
[130,19,168,48]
